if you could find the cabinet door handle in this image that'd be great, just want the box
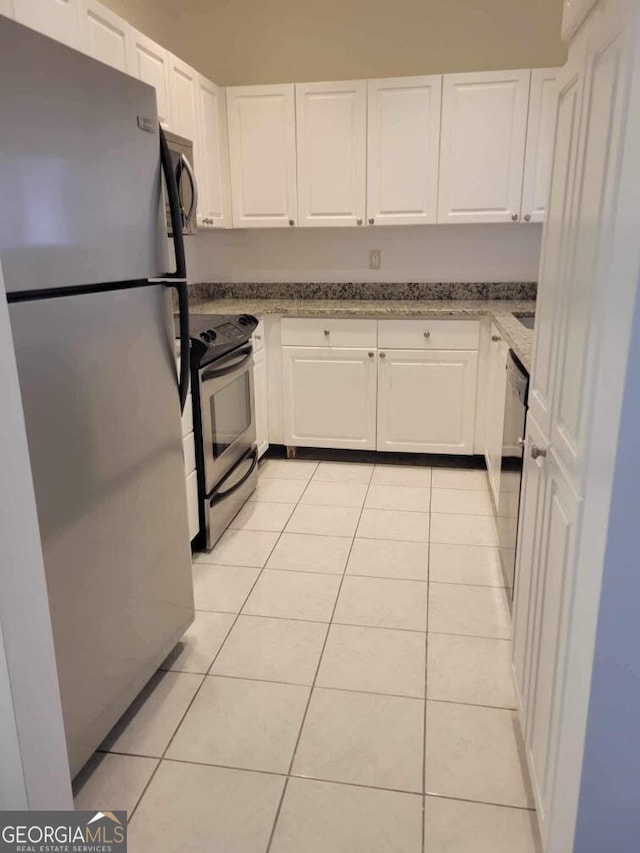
[524,214,532,222]
[379,352,386,359]
[531,445,547,460]
[368,218,375,225]
[323,328,330,336]
[357,219,363,226]
[368,351,375,358]
[424,330,431,339]
[289,219,295,226]
[492,335,502,342]
[511,213,519,222]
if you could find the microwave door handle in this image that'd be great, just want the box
[180,154,199,228]
[201,346,252,381]
[209,448,259,507]
[159,127,189,412]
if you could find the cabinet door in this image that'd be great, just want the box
[253,346,269,458]
[529,30,587,439]
[81,0,129,73]
[438,70,530,223]
[551,4,630,490]
[185,469,199,542]
[377,349,478,454]
[484,327,509,505]
[521,69,560,223]
[367,76,441,226]
[226,84,297,228]
[12,0,84,50]
[296,80,366,227]
[168,53,198,142]
[282,347,377,450]
[128,30,172,129]
[196,76,231,228]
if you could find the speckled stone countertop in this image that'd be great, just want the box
[189,297,536,373]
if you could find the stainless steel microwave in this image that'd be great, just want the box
[164,130,198,236]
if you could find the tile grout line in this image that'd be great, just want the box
[263,462,375,853]
[125,465,321,825]
[422,465,432,853]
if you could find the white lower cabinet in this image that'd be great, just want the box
[484,326,509,503]
[377,349,478,454]
[282,347,377,450]
[185,469,199,542]
[253,346,269,458]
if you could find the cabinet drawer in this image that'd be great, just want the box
[252,318,265,352]
[281,318,377,348]
[378,319,480,350]
[185,469,199,541]
[183,431,196,476]
[181,393,193,437]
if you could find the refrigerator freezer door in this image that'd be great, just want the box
[0,16,168,294]
[9,284,194,776]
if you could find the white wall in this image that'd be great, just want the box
[185,224,542,284]
[0,263,73,809]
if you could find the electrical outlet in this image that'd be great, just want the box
[369,249,382,270]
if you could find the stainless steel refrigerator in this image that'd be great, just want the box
[0,17,195,777]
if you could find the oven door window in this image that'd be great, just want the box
[210,372,252,456]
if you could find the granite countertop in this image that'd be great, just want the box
[189,297,535,373]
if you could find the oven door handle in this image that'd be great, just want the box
[201,345,253,381]
[209,448,259,507]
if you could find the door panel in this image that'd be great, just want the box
[253,346,269,457]
[168,54,198,142]
[438,69,530,223]
[82,0,129,73]
[283,347,377,449]
[227,84,297,227]
[296,80,366,227]
[484,329,509,504]
[367,76,441,225]
[12,0,83,50]
[521,68,560,223]
[377,350,478,454]
[196,76,231,228]
[128,30,172,129]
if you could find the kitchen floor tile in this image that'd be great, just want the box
[424,701,534,808]
[356,508,429,542]
[249,478,307,503]
[429,543,505,587]
[242,570,342,622]
[365,484,431,513]
[316,624,426,698]
[270,778,423,853]
[431,513,499,547]
[200,529,280,568]
[267,532,352,575]
[334,576,427,631]
[424,796,540,853]
[161,611,235,674]
[100,671,202,758]
[192,564,260,613]
[291,687,424,792]
[167,676,309,773]
[128,760,285,852]
[312,461,374,483]
[371,464,432,487]
[73,753,158,814]
[431,468,489,491]
[431,488,494,516]
[428,584,511,639]
[211,615,328,685]
[228,500,295,532]
[427,633,517,708]
[346,538,429,581]
[300,480,368,509]
[260,459,318,480]
[286,504,361,537]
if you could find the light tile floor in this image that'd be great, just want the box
[74,459,541,853]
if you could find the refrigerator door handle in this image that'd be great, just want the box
[180,153,199,230]
[159,126,189,412]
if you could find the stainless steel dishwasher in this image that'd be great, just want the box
[496,351,529,606]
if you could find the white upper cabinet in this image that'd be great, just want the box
[168,53,198,142]
[296,80,367,227]
[195,75,231,228]
[226,84,297,228]
[562,0,599,40]
[128,30,172,129]
[367,76,442,226]
[12,0,84,51]
[438,69,531,223]
[81,0,130,73]
[521,68,560,223]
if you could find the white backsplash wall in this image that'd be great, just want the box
[185,223,542,285]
